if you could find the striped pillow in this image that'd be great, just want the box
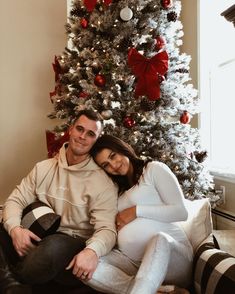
[194,235,235,294]
[21,201,61,239]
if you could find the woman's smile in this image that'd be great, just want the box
[95,148,131,176]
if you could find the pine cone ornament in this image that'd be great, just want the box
[175,68,189,74]
[112,109,125,122]
[140,98,156,111]
[118,37,131,51]
[167,11,178,22]
[70,8,84,17]
[118,80,128,91]
[194,151,208,163]
[91,62,102,74]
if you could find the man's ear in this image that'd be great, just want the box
[68,124,73,135]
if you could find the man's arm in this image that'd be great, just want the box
[86,184,118,257]
[3,166,38,233]
[3,166,40,255]
[67,183,118,280]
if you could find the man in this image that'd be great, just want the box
[0,109,118,294]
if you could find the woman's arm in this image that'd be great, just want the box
[136,162,187,223]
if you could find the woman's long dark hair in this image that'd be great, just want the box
[90,135,151,194]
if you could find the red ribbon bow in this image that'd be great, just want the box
[84,0,112,12]
[128,48,168,100]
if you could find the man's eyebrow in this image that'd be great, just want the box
[75,124,83,128]
[108,151,113,159]
[88,130,96,135]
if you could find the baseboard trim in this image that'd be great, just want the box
[212,209,235,222]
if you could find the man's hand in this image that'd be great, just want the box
[10,226,41,257]
[116,206,136,231]
[66,248,99,281]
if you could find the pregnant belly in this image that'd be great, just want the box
[118,218,175,262]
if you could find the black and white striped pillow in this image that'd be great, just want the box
[194,235,235,294]
[21,201,61,239]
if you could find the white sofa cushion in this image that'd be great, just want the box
[177,198,213,252]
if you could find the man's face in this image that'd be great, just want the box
[68,115,102,157]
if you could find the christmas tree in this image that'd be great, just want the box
[48,0,221,207]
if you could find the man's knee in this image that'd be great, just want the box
[16,233,85,284]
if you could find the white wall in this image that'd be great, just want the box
[0,0,67,202]
[181,0,198,128]
[181,0,235,223]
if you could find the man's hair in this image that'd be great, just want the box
[73,109,103,126]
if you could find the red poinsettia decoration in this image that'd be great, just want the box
[46,130,69,158]
[49,56,64,100]
[83,0,112,12]
[52,55,63,82]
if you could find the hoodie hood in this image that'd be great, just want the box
[58,143,100,172]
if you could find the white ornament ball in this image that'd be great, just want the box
[101,110,113,119]
[120,7,133,21]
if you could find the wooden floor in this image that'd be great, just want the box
[213,229,235,256]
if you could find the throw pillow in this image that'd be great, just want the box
[21,201,61,239]
[177,198,213,252]
[194,234,235,294]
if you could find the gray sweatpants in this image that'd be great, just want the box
[87,232,193,294]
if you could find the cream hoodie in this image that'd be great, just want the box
[3,144,118,257]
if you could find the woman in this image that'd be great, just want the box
[87,135,193,294]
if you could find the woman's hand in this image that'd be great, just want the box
[116,206,136,231]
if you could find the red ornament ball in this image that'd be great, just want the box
[94,74,106,87]
[161,0,173,9]
[123,116,135,128]
[155,36,166,51]
[158,74,165,83]
[180,111,191,124]
[80,18,88,28]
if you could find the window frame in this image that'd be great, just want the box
[198,0,235,183]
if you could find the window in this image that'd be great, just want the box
[199,0,235,182]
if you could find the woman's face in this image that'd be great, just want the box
[95,148,131,176]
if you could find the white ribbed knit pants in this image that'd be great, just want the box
[86,232,193,294]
